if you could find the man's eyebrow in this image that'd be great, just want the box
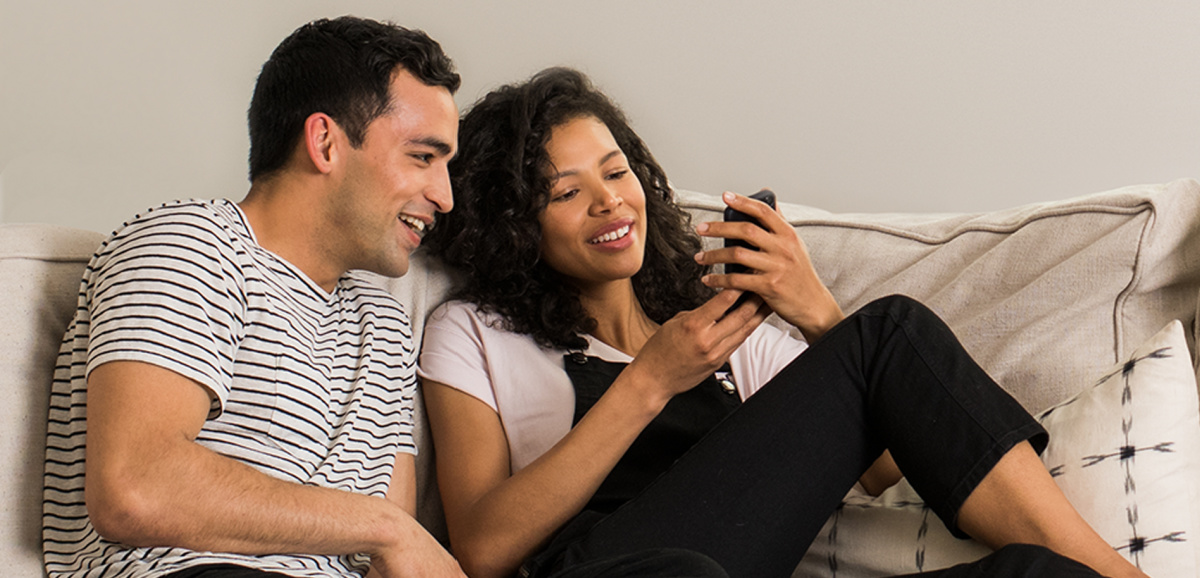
[550,149,624,181]
[412,137,453,156]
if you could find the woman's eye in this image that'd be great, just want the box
[606,169,629,181]
[552,189,579,202]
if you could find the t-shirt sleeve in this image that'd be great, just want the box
[732,322,809,397]
[418,301,501,413]
[86,207,246,415]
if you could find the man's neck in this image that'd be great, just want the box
[239,176,343,293]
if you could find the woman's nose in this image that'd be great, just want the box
[592,185,623,212]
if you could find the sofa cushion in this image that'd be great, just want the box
[0,224,106,577]
[677,178,1200,413]
[791,320,1200,577]
[1038,319,1200,576]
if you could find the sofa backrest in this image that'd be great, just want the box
[1,224,106,577]
[5,178,1199,570]
[678,178,1200,413]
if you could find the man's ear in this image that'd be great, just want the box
[303,112,341,174]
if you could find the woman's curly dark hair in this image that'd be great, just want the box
[424,67,714,351]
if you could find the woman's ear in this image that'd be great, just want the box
[302,112,340,174]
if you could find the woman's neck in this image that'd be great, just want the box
[577,280,658,358]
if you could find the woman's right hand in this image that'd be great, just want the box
[622,288,770,409]
[423,291,767,578]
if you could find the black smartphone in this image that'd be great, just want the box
[723,189,777,275]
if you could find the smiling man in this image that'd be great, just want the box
[42,17,464,578]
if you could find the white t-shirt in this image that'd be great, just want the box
[418,300,808,472]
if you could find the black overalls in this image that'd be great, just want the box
[520,296,1098,578]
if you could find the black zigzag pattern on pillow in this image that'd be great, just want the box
[1042,345,1185,570]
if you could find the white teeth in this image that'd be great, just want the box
[589,225,631,244]
[399,215,426,235]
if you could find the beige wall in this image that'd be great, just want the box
[2,0,1197,233]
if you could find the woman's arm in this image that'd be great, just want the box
[424,290,769,578]
[424,377,659,578]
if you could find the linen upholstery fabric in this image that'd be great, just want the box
[1,225,105,578]
[677,178,1200,413]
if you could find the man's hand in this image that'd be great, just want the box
[370,539,466,578]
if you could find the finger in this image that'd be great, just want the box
[693,287,746,321]
[694,220,775,248]
[721,191,791,235]
[716,293,766,327]
[713,296,771,349]
[696,245,776,275]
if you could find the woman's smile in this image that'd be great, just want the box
[587,218,635,249]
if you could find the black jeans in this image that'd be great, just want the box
[533,296,1080,578]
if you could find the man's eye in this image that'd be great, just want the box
[413,153,433,163]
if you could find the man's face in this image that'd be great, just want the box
[326,68,458,278]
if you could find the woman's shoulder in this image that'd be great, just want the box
[424,299,556,357]
[427,299,513,337]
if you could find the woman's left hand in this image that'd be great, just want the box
[695,191,844,341]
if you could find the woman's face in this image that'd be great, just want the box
[538,115,648,290]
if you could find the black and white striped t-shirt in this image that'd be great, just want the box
[43,199,418,577]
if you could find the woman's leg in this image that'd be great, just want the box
[957,443,1146,577]
[560,296,1128,577]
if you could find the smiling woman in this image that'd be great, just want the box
[415,67,1147,578]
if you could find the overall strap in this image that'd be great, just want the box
[563,353,741,513]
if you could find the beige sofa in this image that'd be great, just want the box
[5,178,1200,577]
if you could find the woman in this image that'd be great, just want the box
[418,67,1144,578]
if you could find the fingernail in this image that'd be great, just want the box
[694,252,704,263]
[695,222,709,233]
[723,191,736,202]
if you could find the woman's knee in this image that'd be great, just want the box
[858,294,931,320]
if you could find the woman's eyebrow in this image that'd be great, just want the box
[550,149,623,181]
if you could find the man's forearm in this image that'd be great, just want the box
[87,434,418,556]
[84,361,435,563]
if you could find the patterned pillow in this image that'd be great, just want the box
[793,320,1200,578]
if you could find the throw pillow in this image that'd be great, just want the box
[1037,319,1200,577]
[792,320,1200,578]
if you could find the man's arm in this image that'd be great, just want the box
[84,360,463,577]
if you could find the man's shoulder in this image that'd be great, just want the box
[103,199,248,251]
[84,198,254,299]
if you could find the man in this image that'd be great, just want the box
[42,17,464,578]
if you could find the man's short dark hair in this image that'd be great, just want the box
[247,16,460,181]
